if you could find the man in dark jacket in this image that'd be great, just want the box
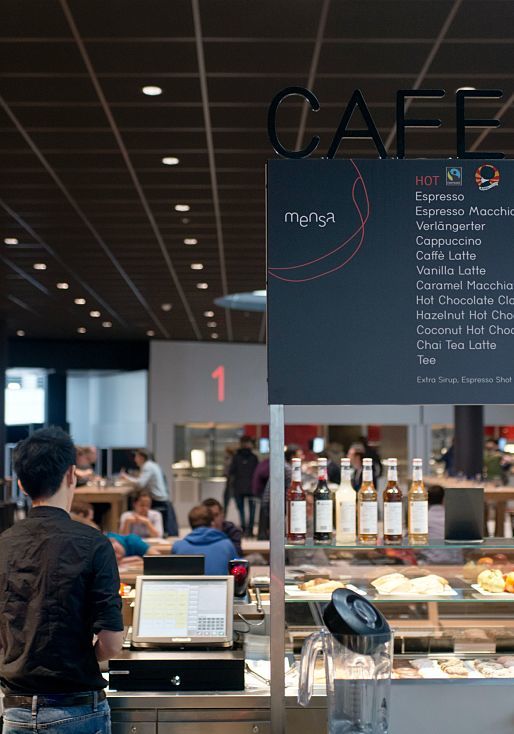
[172,505,238,575]
[229,435,259,537]
[202,498,243,556]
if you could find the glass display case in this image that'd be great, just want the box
[268,405,514,734]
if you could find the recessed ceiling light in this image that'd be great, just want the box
[203,310,214,318]
[184,238,198,245]
[56,282,69,290]
[456,86,476,91]
[74,297,86,305]
[162,156,179,166]
[16,330,25,337]
[211,333,219,340]
[4,237,18,245]
[196,282,209,290]
[175,204,190,212]
[207,321,217,328]
[142,85,163,96]
[89,310,101,318]
[146,330,155,337]
[102,321,112,328]
[33,263,46,271]
[190,263,204,271]
[77,327,87,334]
[161,303,172,312]
[7,382,21,391]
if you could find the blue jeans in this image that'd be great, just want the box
[2,695,111,734]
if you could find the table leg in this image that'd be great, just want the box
[496,501,507,537]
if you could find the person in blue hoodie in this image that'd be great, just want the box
[172,505,238,575]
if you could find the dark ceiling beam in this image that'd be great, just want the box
[6,294,41,317]
[0,198,128,327]
[191,0,232,342]
[384,0,464,152]
[59,0,202,341]
[1,255,51,295]
[0,93,169,337]
[295,0,330,152]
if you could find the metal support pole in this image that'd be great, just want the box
[270,404,285,734]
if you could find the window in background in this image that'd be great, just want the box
[5,369,46,425]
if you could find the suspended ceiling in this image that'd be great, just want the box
[0,0,513,342]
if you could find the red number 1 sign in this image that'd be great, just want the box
[211,365,225,402]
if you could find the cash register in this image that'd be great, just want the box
[109,575,244,691]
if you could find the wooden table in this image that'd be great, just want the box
[74,484,133,532]
[425,475,514,537]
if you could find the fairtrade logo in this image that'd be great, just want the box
[475,164,500,191]
[446,166,462,186]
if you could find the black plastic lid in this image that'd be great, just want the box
[323,588,390,649]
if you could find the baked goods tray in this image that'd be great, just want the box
[285,582,367,599]
[470,584,514,599]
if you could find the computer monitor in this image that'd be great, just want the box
[132,575,234,648]
[143,554,205,576]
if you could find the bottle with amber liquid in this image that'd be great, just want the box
[313,457,333,544]
[383,458,403,544]
[286,457,306,544]
[358,457,378,544]
[408,458,429,545]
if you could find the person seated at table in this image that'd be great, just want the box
[119,490,163,539]
[106,531,160,569]
[120,449,178,536]
[172,505,238,575]
[70,499,100,530]
[75,445,99,486]
[202,497,242,555]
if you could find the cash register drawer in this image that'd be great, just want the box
[109,651,245,691]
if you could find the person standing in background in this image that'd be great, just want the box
[347,446,365,490]
[258,447,295,540]
[229,435,259,537]
[252,456,270,500]
[0,427,123,734]
[121,449,178,536]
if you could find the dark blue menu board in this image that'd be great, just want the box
[267,159,514,405]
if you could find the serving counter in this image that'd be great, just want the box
[107,683,514,734]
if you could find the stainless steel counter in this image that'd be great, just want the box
[108,682,514,734]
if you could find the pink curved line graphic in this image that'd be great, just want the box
[268,160,369,283]
[268,159,370,275]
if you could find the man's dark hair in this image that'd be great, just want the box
[13,426,76,501]
[188,504,213,529]
[240,435,254,447]
[202,497,222,512]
